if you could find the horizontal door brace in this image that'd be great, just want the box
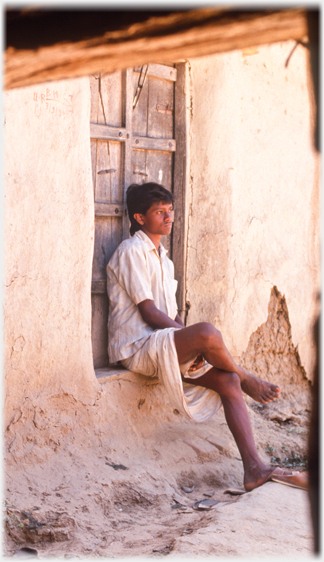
[91,123,175,152]
[133,63,177,82]
[90,123,127,140]
[133,136,176,152]
[92,279,106,294]
[94,202,124,217]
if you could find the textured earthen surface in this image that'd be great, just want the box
[4,369,313,557]
[4,44,318,557]
[4,289,313,557]
[5,8,308,90]
[186,42,320,380]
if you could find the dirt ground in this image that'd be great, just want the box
[3,288,316,558]
[3,389,314,559]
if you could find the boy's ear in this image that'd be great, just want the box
[134,213,144,225]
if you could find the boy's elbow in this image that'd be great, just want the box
[138,299,157,327]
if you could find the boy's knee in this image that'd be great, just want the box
[197,322,222,347]
[219,372,241,397]
[226,371,241,388]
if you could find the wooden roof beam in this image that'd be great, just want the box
[5,7,311,90]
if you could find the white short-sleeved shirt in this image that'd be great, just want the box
[106,230,178,362]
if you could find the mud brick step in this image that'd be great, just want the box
[183,438,218,456]
[205,435,231,453]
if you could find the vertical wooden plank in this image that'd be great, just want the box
[106,70,123,128]
[92,217,123,280]
[147,76,174,139]
[95,140,112,201]
[91,295,109,369]
[145,149,173,253]
[172,62,189,323]
[123,68,133,239]
[97,71,123,128]
[90,139,98,194]
[90,62,187,366]
[91,70,126,368]
[133,68,175,254]
[95,140,122,203]
[132,70,149,137]
[94,73,124,205]
[131,149,148,184]
[145,150,172,189]
[90,75,99,194]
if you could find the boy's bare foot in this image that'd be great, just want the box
[244,465,308,492]
[239,368,280,404]
[244,464,276,492]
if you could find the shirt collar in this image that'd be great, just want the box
[134,230,168,257]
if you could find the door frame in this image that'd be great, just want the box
[90,61,190,369]
[172,61,190,324]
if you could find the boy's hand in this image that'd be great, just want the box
[188,353,205,371]
[138,299,184,330]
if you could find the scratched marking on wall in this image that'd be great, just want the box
[33,88,74,117]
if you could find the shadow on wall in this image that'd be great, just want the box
[308,296,320,554]
[306,11,319,552]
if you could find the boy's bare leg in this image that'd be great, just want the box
[182,367,275,491]
[174,322,280,404]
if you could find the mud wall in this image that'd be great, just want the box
[3,77,182,465]
[4,78,101,434]
[4,42,319,453]
[186,41,320,379]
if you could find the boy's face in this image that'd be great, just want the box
[134,200,174,237]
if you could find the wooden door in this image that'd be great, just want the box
[90,63,187,369]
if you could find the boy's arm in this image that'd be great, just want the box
[138,299,184,330]
[139,300,205,370]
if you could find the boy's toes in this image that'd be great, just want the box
[260,386,280,404]
[267,383,280,399]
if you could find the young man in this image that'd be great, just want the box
[107,182,308,492]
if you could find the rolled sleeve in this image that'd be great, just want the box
[117,245,154,305]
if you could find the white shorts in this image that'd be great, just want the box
[121,328,222,423]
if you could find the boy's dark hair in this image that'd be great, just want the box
[126,182,174,236]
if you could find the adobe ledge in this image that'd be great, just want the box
[95,365,159,386]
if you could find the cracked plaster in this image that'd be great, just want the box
[3,46,319,486]
[4,77,100,431]
[2,50,318,557]
[185,42,320,379]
